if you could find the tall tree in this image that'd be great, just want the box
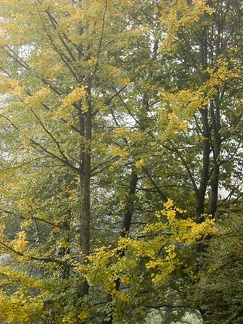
[0,0,241,323]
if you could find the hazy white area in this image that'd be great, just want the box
[0,253,9,262]
[145,309,202,324]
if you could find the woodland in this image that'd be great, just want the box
[0,0,242,323]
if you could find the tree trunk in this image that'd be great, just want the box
[78,85,92,296]
[196,108,210,223]
[207,101,221,217]
[102,169,138,324]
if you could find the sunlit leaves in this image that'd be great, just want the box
[79,200,215,320]
[0,291,43,324]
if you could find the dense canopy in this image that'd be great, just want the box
[0,0,242,323]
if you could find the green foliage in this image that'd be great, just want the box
[0,0,241,322]
[190,206,243,323]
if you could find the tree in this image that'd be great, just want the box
[0,0,241,323]
[190,202,243,324]
[145,0,243,222]
[81,199,216,323]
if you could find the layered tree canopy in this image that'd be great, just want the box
[0,0,242,323]
[190,208,243,324]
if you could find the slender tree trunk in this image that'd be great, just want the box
[196,107,210,223]
[120,170,139,237]
[195,107,211,255]
[78,83,92,295]
[195,24,210,223]
[76,0,92,295]
[207,101,221,216]
[102,169,138,324]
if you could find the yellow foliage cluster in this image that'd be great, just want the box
[81,200,216,303]
[0,76,23,96]
[0,266,43,323]
[135,159,145,168]
[162,89,207,119]
[111,146,129,158]
[62,86,87,109]
[24,87,51,108]
[12,231,28,251]
[204,58,241,98]
[159,0,213,50]
[0,291,43,323]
